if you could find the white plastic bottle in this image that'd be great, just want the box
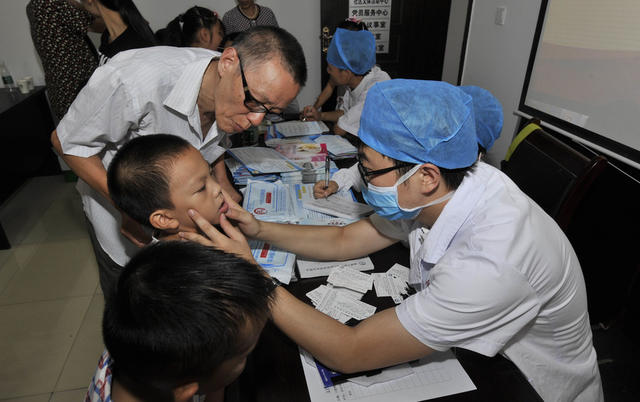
[1,60,16,90]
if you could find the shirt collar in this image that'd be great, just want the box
[163,53,219,117]
[350,65,379,100]
[419,161,491,264]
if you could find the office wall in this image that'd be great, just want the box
[441,0,468,85]
[452,0,542,167]
[0,0,321,106]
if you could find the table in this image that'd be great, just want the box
[0,86,59,249]
[225,242,543,402]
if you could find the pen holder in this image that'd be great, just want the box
[301,162,316,183]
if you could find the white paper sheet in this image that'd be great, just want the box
[300,349,476,402]
[243,180,296,221]
[327,266,373,294]
[297,257,374,278]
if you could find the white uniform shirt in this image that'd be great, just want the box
[57,46,227,266]
[370,162,602,402]
[331,66,390,192]
[336,66,390,135]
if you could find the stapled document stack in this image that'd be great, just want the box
[275,120,329,137]
[313,135,357,159]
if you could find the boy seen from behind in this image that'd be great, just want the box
[86,241,276,401]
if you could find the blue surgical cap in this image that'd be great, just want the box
[358,79,478,169]
[327,28,376,75]
[459,86,503,151]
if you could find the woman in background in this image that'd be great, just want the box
[156,6,225,51]
[83,0,155,64]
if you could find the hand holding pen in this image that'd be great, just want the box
[300,105,321,122]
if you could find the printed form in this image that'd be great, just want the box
[300,349,476,402]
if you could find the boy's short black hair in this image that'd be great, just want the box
[103,241,275,401]
[107,134,193,227]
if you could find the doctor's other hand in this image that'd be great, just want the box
[301,105,321,121]
[313,180,338,199]
[181,208,256,265]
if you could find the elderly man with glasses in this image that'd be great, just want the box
[51,25,306,303]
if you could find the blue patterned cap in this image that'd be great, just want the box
[459,86,503,150]
[358,79,478,168]
[326,28,376,75]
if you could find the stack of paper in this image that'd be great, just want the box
[227,146,301,175]
[305,266,377,323]
[249,239,296,284]
[243,180,297,222]
[275,120,329,137]
[288,183,359,226]
[224,158,278,185]
[299,348,476,401]
[303,195,373,220]
[313,135,357,158]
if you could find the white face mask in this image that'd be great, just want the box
[362,164,455,220]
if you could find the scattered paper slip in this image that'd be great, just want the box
[306,284,363,306]
[327,266,373,294]
[275,120,329,137]
[303,195,374,220]
[372,264,410,304]
[315,287,376,321]
[297,257,374,279]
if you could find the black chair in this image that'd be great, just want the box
[500,121,607,232]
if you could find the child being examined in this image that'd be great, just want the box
[107,134,230,240]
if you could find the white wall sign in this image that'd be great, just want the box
[349,0,392,53]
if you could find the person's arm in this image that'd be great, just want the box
[220,198,397,261]
[181,209,433,373]
[271,289,434,373]
[52,129,109,198]
[301,82,336,121]
[314,82,335,110]
[51,130,150,247]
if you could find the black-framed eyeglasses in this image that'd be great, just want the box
[357,161,414,183]
[238,56,279,115]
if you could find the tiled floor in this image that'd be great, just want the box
[0,175,103,401]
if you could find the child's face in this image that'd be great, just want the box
[168,147,229,231]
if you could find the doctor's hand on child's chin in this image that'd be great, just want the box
[219,190,262,238]
[180,209,256,265]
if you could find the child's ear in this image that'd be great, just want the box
[198,27,210,45]
[173,382,199,402]
[149,209,180,231]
